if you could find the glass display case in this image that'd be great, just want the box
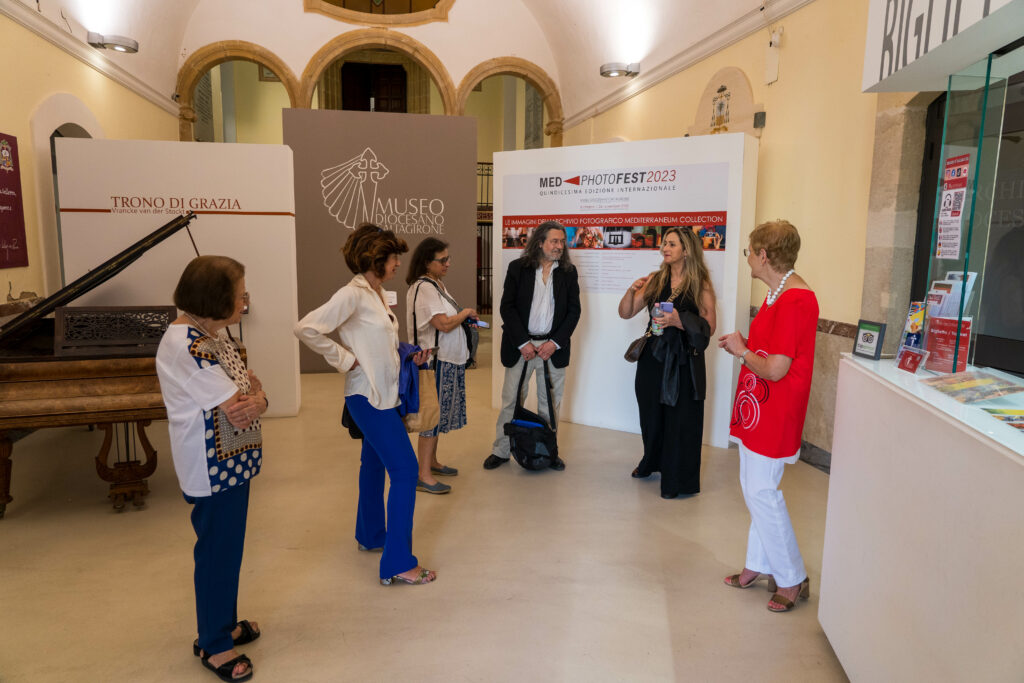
[890,41,1024,447]
[919,43,1024,376]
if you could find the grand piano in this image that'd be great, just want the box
[0,212,198,518]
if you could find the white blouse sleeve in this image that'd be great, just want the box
[294,287,359,372]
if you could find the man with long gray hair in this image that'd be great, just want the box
[484,221,581,471]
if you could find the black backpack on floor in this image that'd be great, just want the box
[503,360,558,471]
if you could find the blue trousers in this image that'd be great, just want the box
[345,395,419,579]
[185,482,250,655]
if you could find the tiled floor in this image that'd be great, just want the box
[0,329,846,682]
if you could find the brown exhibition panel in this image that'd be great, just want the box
[284,109,476,373]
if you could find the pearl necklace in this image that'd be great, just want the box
[765,269,795,306]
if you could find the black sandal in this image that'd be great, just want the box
[199,650,253,682]
[232,620,261,645]
[193,620,261,656]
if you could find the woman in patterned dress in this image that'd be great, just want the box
[405,237,477,494]
[156,255,267,682]
[718,219,819,613]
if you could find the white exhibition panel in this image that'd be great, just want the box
[54,139,300,417]
[820,357,1024,681]
[491,134,757,447]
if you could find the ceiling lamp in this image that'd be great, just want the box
[87,32,139,53]
[600,62,640,78]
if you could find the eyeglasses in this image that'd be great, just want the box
[432,256,451,265]
[743,248,750,257]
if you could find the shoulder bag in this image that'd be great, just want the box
[403,281,440,433]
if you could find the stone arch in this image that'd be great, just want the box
[175,41,302,142]
[299,29,456,114]
[456,58,564,147]
[303,0,455,27]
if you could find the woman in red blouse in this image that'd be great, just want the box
[718,220,818,613]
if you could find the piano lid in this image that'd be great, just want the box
[0,212,198,346]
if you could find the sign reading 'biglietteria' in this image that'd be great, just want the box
[862,0,1021,92]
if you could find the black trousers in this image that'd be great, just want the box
[634,345,704,496]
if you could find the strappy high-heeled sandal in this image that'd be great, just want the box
[723,572,778,592]
[767,577,810,612]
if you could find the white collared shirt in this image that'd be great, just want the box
[294,274,401,410]
[527,262,558,337]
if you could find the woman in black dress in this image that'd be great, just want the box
[618,227,716,498]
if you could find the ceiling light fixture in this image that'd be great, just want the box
[87,32,139,53]
[600,62,640,78]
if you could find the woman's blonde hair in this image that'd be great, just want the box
[642,227,715,308]
[749,219,800,271]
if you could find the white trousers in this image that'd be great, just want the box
[739,443,806,588]
[491,353,566,459]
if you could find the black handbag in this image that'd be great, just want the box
[502,360,558,470]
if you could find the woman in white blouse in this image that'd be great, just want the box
[405,238,478,494]
[294,224,435,586]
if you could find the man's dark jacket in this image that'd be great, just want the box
[499,258,581,369]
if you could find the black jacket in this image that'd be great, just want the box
[499,258,581,368]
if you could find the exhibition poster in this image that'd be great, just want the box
[0,133,29,268]
[936,154,969,260]
[501,164,728,292]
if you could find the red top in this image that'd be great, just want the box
[729,288,819,459]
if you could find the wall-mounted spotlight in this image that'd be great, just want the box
[600,62,640,78]
[87,32,139,53]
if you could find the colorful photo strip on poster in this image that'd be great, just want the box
[503,224,727,252]
[502,222,726,293]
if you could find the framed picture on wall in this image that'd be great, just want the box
[258,65,280,82]
[853,319,886,360]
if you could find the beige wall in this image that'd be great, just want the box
[0,15,177,300]
[465,75,553,164]
[465,77,504,163]
[564,0,877,326]
[232,60,291,145]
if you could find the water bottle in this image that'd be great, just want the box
[651,303,665,336]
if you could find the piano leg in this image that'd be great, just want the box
[94,421,158,511]
[0,433,12,519]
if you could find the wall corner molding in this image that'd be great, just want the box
[0,1,178,116]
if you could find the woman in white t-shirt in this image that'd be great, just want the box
[155,255,268,683]
[295,224,435,587]
[405,238,478,494]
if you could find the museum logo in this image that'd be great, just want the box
[321,147,445,234]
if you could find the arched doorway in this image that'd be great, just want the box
[299,29,456,114]
[311,48,444,114]
[176,42,301,143]
[458,62,563,312]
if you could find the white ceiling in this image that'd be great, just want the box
[12,0,794,120]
